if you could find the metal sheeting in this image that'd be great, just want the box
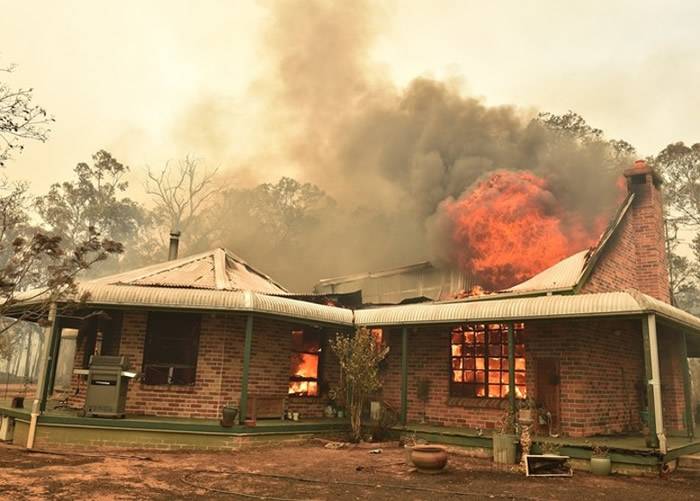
[506,249,589,292]
[355,290,700,333]
[17,284,354,326]
[88,248,288,294]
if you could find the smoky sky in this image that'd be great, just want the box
[145,0,630,291]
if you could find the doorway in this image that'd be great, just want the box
[536,358,561,432]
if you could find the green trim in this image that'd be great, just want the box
[400,326,408,425]
[239,314,254,424]
[680,331,695,439]
[662,440,700,463]
[40,315,61,412]
[530,443,660,466]
[0,406,347,436]
[507,323,516,416]
[641,316,659,449]
[394,425,492,449]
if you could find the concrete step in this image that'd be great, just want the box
[678,454,700,472]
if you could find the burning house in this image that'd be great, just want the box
[1,160,698,473]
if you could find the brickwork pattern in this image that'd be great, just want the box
[65,312,340,420]
[658,327,686,432]
[582,170,671,303]
[379,319,646,437]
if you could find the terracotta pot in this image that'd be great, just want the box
[590,457,612,476]
[410,445,448,473]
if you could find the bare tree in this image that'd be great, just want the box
[144,156,219,245]
[0,62,53,166]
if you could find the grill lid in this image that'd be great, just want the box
[88,355,130,371]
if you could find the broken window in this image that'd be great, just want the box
[288,329,321,397]
[450,323,526,399]
[142,312,201,385]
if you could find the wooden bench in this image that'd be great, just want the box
[244,395,287,421]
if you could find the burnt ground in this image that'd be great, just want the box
[0,440,698,500]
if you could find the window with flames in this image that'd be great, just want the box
[288,329,321,397]
[450,323,526,399]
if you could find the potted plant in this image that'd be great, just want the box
[220,401,238,428]
[416,378,431,423]
[493,409,518,464]
[518,397,537,427]
[590,444,612,476]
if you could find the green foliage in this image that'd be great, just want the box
[35,150,153,276]
[649,142,700,310]
[330,327,389,442]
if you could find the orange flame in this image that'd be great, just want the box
[442,170,608,290]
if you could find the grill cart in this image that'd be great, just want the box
[82,355,135,418]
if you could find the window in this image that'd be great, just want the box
[289,329,321,396]
[450,323,526,399]
[142,312,201,385]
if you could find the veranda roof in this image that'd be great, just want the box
[355,289,700,334]
[11,248,353,326]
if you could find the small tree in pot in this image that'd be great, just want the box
[590,444,612,476]
[331,327,389,442]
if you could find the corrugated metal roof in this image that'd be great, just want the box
[506,249,590,292]
[53,284,354,325]
[355,289,700,332]
[89,248,288,294]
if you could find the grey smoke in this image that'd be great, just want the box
[180,1,627,291]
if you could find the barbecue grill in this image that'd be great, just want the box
[83,355,135,418]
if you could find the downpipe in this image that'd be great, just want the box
[26,399,41,449]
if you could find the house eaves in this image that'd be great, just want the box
[354,289,700,336]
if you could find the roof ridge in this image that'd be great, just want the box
[114,252,215,286]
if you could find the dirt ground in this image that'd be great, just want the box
[0,440,698,500]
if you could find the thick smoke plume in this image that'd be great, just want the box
[181,1,628,291]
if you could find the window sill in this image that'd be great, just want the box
[287,394,322,400]
[447,397,508,410]
[139,383,197,391]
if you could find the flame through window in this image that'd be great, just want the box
[288,329,321,396]
[450,323,526,399]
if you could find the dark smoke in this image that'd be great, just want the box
[179,0,629,291]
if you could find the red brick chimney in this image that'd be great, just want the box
[581,160,671,302]
[623,160,671,303]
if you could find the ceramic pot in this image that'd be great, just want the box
[410,445,448,473]
[590,457,612,476]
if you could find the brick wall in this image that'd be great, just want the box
[66,310,340,421]
[379,318,646,437]
[658,327,686,432]
[582,161,671,303]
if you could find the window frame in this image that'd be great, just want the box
[288,328,323,397]
[449,322,526,399]
[142,312,201,386]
